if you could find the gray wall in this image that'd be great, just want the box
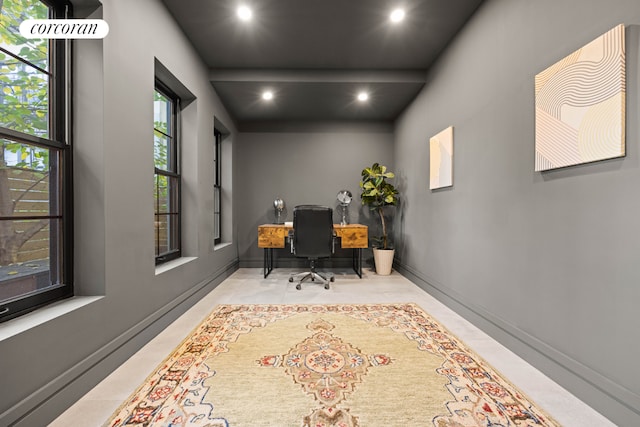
[0,0,239,425]
[393,0,640,425]
[3,0,639,425]
[236,123,394,267]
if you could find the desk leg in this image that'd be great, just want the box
[352,248,363,278]
[263,248,273,278]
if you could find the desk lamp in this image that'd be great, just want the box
[273,198,285,224]
[336,190,352,225]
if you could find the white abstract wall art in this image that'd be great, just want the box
[429,126,453,189]
[535,24,625,171]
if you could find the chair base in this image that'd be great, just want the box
[289,270,334,290]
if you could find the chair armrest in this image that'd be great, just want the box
[332,230,336,253]
[288,230,294,253]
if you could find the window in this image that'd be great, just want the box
[213,128,221,245]
[0,0,72,322]
[154,82,181,264]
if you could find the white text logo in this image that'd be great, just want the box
[19,19,109,39]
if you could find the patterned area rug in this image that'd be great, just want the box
[106,303,558,427]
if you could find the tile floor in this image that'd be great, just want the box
[51,268,615,426]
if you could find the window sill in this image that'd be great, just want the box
[155,256,197,275]
[0,296,103,342]
[214,242,232,251]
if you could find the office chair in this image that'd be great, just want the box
[288,205,335,290]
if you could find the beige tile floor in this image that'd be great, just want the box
[51,268,615,427]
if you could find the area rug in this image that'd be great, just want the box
[105,303,559,427]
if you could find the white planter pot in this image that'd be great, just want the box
[373,248,395,276]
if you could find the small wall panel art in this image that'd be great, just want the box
[535,24,625,171]
[429,126,453,189]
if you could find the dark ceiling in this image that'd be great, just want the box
[161,0,484,130]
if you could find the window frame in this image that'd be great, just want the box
[0,0,73,323]
[213,128,221,245]
[154,80,181,264]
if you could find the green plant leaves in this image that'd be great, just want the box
[359,162,399,249]
[360,163,398,208]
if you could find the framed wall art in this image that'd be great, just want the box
[429,126,453,189]
[535,24,625,171]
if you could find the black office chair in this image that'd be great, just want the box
[288,205,335,290]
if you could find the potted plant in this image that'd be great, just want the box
[359,162,399,275]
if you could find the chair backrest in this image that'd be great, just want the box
[292,205,334,258]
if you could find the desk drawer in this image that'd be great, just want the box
[258,226,288,248]
[335,227,368,248]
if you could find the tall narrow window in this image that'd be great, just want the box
[0,0,73,322]
[213,128,221,245]
[154,82,181,264]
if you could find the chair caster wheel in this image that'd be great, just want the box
[330,276,335,282]
[311,277,315,281]
[296,284,301,290]
[324,284,330,290]
[289,277,293,282]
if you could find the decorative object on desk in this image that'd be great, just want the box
[360,162,399,275]
[534,24,625,171]
[336,189,353,226]
[430,126,453,189]
[273,197,285,224]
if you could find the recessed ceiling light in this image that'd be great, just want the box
[262,91,273,100]
[237,5,252,21]
[390,8,405,23]
[357,92,369,102]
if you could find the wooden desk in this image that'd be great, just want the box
[258,223,368,278]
